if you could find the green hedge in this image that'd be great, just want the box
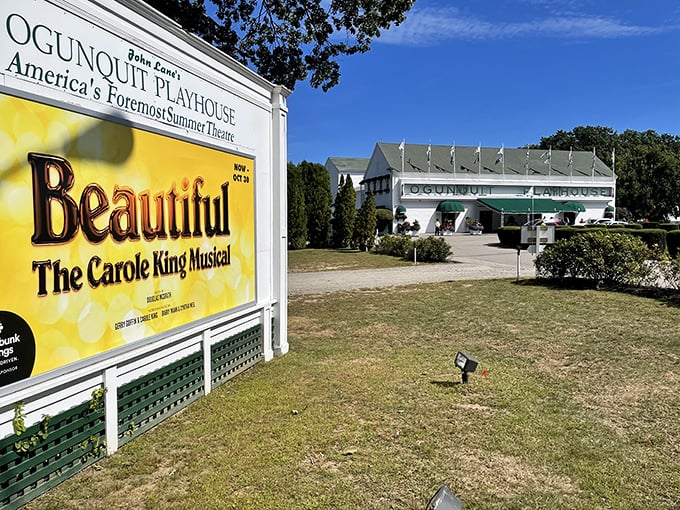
[497,226,667,252]
[659,223,680,232]
[626,228,667,252]
[497,226,521,247]
[667,231,680,258]
[643,221,660,229]
[555,227,590,242]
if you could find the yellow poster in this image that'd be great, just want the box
[0,94,255,386]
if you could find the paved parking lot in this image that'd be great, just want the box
[288,233,537,295]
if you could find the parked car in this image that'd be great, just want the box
[594,218,627,225]
[523,218,566,226]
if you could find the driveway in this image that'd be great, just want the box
[288,234,537,295]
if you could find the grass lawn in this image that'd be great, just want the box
[288,248,413,272]
[31,280,679,509]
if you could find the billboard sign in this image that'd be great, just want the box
[0,0,267,387]
[1,91,255,387]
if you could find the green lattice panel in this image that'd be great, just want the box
[272,317,276,346]
[117,351,204,446]
[0,399,106,510]
[211,325,263,387]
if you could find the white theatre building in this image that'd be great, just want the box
[332,142,616,234]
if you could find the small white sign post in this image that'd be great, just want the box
[521,224,555,255]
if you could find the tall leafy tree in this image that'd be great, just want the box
[539,125,617,167]
[331,175,356,248]
[300,161,332,248]
[287,162,307,250]
[331,175,345,247]
[352,192,377,251]
[616,145,680,221]
[147,0,415,90]
[536,125,680,220]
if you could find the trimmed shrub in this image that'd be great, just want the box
[643,221,660,229]
[376,208,393,236]
[625,228,667,252]
[667,231,680,258]
[496,227,521,247]
[535,230,657,287]
[558,228,667,252]
[406,236,452,262]
[622,223,643,230]
[374,235,413,258]
[375,208,394,222]
[659,223,680,232]
[555,226,588,242]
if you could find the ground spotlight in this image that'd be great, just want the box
[454,351,478,384]
[425,485,463,510]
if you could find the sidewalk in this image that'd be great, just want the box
[288,234,537,295]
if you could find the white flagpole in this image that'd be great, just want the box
[427,141,431,175]
[591,147,596,178]
[496,144,505,174]
[399,139,405,174]
[475,143,481,175]
[525,145,530,177]
[568,146,573,178]
[451,141,456,178]
[540,146,552,176]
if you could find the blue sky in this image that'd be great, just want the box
[285,0,680,164]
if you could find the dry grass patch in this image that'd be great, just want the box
[30,280,679,510]
[454,448,580,500]
[288,249,412,273]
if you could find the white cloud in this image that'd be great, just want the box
[378,6,670,46]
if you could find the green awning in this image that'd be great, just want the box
[395,205,407,213]
[561,201,586,212]
[436,200,465,212]
[605,205,615,212]
[477,198,563,213]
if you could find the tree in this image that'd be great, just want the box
[331,175,356,248]
[616,145,680,221]
[147,0,415,91]
[539,125,617,167]
[330,175,344,247]
[287,162,307,249]
[536,126,680,220]
[300,161,332,248]
[352,193,377,251]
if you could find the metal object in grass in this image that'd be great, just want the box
[454,352,478,384]
[425,485,463,510]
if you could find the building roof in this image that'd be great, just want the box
[376,142,613,178]
[326,157,370,174]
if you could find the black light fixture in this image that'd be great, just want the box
[425,485,463,510]
[454,351,478,384]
